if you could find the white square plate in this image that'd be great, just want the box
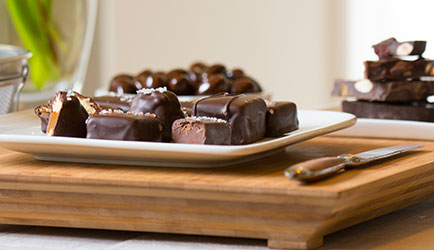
[0,109,356,167]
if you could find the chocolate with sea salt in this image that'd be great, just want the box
[172,116,231,145]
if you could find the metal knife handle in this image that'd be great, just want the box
[284,157,347,182]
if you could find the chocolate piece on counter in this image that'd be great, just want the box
[364,59,434,81]
[266,102,299,137]
[196,74,230,95]
[332,79,434,102]
[168,74,195,95]
[373,37,426,59]
[129,87,185,141]
[230,77,262,94]
[172,117,231,145]
[86,111,163,142]
[34,105,51,133]
[192,93,267,145]
[342,100,434,122]
[92,95,132,112]
[46,92,89,138]
[134,70,153,89]
[109,74,137,94]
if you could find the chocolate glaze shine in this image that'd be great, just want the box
[196,74,231,95]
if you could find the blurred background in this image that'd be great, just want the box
[3,0,434,109]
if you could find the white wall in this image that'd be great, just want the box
[85,0,345,109]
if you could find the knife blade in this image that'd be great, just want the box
[285,144,423,182]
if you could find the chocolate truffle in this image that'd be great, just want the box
[134,70,153,89]
[204,64,227,78]
[227,68,245,80]
[172,116,231,145]
[129,87,185,141]
[168,74,195,95]
[86,111,163,142]
[265,101,299,137]
[192,93,267,145]
[196,74,230,95]
[109,74,137,94]
[230,77,261,94]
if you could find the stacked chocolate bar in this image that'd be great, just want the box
[333,38,434,122]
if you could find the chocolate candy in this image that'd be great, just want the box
[92,95,132,112]
[266,101,298,137]
[373,38,426,59]
[192,93,267,145]
[196,74,230,95]
[168,74,195,95]
[129,87,185,141]
[172,117,231,145]
[34,105,51,133]
[227,68,245,80]
[46,92,92,138]
[203,64,227,78]
[332,79,434,102]
[86,111,163,142]
[342,100,434,122]
[109,74,137,94]
[189,62,207,83]
[180,101,194,117]
[134,70,153,89]
[364,59,434,81]
[230,77,262,94]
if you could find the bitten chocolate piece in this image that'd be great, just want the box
[46,92,92,138]
[86,111,163,142]
[373,37,426,59]
[192,93,267,145]
[129,87,185,141]
[342,100,434,122]
[109,74,137,94]
[172,117,231,145]
[34,105,51,133]
[333,79,434,102]
[364,59,434,81]
[266,101,299,137]
[92,95,133,112]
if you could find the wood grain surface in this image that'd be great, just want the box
[0,136,432,249]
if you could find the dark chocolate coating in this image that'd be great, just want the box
[342,100,434,122]
[373,37,426,59]
[142,74,168,89]
[92,95,132,112]
[265,102,298,137]
[109,74,137,94]
[166,69,189,80]
[189,62,208,86]
[34,105,51,133]
[86,113,163,142]
[196,74,230,95]
[172,117,231,145]
[230,77,261,94]
[227,69,245,80]
[129,90,185,141]
[204,64,227,77]
[364,59,434,81]
[332,79,434,102]
[46,92,89,138]
[134,70,153,90]
[168,74,195,95]
[192,93,267,145]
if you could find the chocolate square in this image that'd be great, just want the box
[172,117,231,145]
[192,93,267,145]
[86,111,163,141]
[266,101,299,137]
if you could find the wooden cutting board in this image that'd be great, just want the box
[0,136,432,249]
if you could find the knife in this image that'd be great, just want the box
[285,144,423,182]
